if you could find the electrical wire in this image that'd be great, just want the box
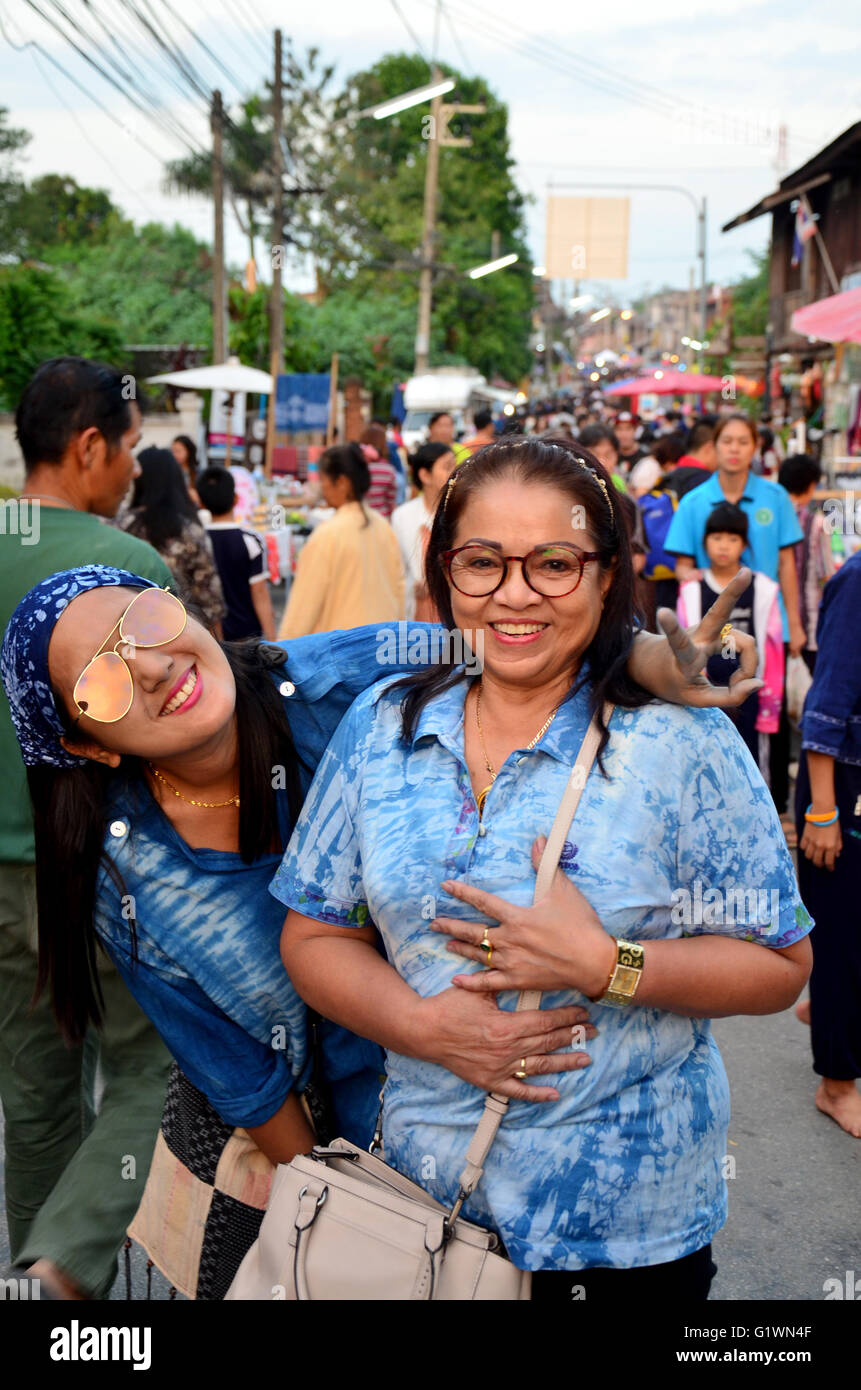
[422,0,824,151]
[22,0,209,155]
[29,45,155,216]
[439,0,471,74]
[145,0,250,96]
[0,4,169,161]
[217,0,271,64]
[388,0,429,62]
[39,0,210,143]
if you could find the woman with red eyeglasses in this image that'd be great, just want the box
[2,514,767,1299]
[278,436,812,1301]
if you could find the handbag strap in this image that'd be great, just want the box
[447,702,613,1225]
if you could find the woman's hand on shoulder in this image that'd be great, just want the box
[631,567,764,709]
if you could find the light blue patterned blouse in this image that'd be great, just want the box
[271,674,813,1271]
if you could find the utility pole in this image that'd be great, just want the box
[415,66,443,375]
[414,71,486,374]
[211,89,226,363]
[697,196,707,370]
[265,30,285,478]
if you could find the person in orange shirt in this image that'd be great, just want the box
[462,409,497,455]
[278,444,404,639]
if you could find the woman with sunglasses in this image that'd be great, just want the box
[2,548,763,1300]
[278,437,813,1301]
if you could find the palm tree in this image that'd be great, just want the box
[163,96,271,269]
[162,48,336,273]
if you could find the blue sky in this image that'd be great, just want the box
[1,0,856,307]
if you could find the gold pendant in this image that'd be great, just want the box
[476,785,492,817]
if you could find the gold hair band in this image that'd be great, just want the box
[441,444,614,524]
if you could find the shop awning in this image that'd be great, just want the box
[791,287,861,344]
[604,370,724,396]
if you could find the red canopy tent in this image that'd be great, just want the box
[791,287,861,344]
[604,369,724,396]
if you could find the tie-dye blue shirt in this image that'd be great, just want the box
[93,625,437,1134]
[271,674,812,1271]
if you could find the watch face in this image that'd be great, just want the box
[611,964,642,996]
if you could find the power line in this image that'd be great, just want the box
[415,0,678,118]
[217,0,271,64]
[388,0,429,62]
[39,0,210,144]
[0,5,169,161]
[29,45,154,216]
[425,0,824,152]
[440,0,471,74]
[23,0,210,156]
[145,0,250,97]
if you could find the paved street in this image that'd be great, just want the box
[2,990,858,1302]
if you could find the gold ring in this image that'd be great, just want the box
[514,1059,527,1079]
[480,928,493,967]
[720,623,732,643]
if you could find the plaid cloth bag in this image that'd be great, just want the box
[128,1065,276,1301]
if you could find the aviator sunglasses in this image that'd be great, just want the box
[72,588,188,724]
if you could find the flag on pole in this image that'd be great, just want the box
[791,196,817,266]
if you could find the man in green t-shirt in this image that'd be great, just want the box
[0,358,172,1298]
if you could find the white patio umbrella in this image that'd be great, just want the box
[147,357,273,465]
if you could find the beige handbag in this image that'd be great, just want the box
[226,707,611,1301]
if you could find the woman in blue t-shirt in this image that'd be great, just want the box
[2,559,763,1298]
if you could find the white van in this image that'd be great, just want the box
[402,367,486,452]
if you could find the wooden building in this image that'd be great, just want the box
[723,122,861,356]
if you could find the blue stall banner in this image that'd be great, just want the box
[390,382,405,423]
[276,373,331,433]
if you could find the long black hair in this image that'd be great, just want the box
[392,435,652,761]
[27,638,308,1045]
[172,434,199,483]
[129,446,199,548]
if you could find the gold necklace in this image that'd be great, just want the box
[148,762,240,809]
[474,684,561,817]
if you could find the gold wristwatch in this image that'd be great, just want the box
[594,939,645,1007]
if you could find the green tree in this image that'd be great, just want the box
[727,249,769,339]
[0,265,123,408]
[42,220,215,347]
[164,47,335,268]
[0,107,31,258]
[13,173,120,254]
[228,283,320,372]
[307,53,534,385]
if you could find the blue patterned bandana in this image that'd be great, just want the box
[1,566,158,769]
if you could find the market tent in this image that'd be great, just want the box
[605,369,724,396]
[147,358,273,394]
[147,357,272,465]
[602,375,641,393]
[791,286,861,345]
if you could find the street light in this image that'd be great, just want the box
[590,307,611,323]
[532,265,547,277]
[360,78,455,120]
[468,253,519,279]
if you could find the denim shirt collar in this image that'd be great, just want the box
[408,669,595,767]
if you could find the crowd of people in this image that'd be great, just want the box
[0,356,857,1307]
